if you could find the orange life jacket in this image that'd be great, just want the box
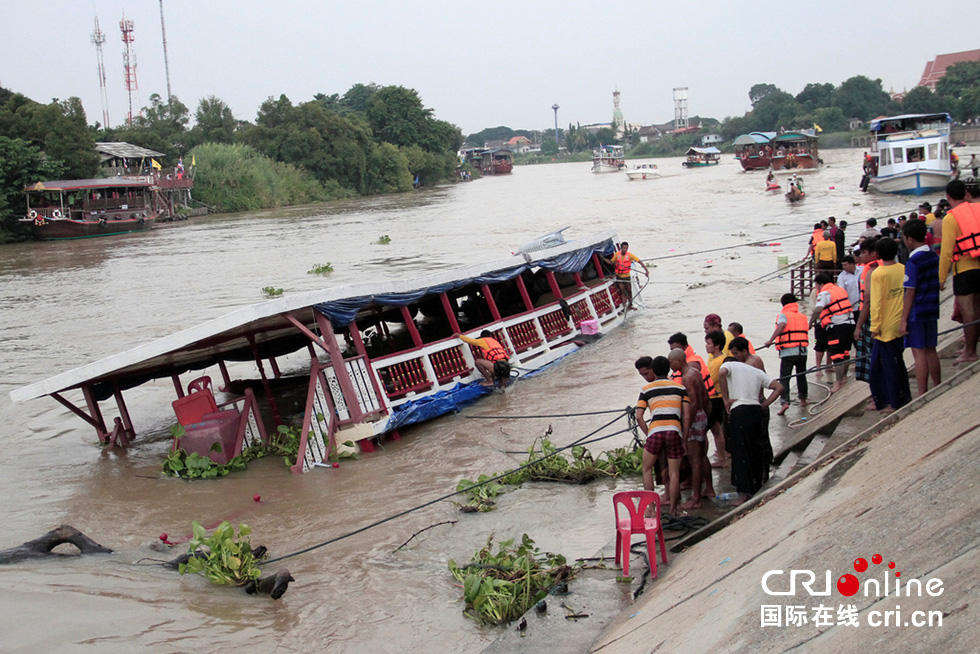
[480,337,509,362]
[812,228,824,244]
[949,202,980,262]
[613,251,634,277]
[818,283,853,328]
[775,303,810,350]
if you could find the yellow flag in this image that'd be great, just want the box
[151,158,162,170]
[191,154,196,166]
[813,123,823,133]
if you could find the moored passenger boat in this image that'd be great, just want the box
[10,229,633,473]
[21,177,166,240]
[862,113,953,195]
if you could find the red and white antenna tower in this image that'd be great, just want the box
[91,15,110,128]
[120,13,140,126]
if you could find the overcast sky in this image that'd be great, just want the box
[1,1,976,137]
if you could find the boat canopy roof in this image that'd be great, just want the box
[686,146,721,155]
[10,230,616,404]
[732,132,776,146]
[869,113,951,132]
[772,132,818,143]
[24,178,155,193]
[95,142,165,160]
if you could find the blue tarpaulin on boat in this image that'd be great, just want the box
[314,239,614,327]
[385,382,492,432]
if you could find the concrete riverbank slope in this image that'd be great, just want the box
[591,361,980,653]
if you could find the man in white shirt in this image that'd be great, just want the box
[837,255,861,322]
[718,337,783,506]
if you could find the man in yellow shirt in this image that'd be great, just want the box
[814,230,837,271]
[939,179,980,365]
[868,238,911,413]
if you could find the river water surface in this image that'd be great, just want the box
[0,150,917,652]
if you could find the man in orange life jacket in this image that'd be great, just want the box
[604,241,649,312]
[457,330,511,387]
[764,293,809,416]
[809,272,855,393]
[939,179,980,365]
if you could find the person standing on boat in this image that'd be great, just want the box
[457,330,511,387]
[604,242,649,312]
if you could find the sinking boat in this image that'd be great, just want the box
[10,229,632,472]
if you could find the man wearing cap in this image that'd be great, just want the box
[703,314,734,356]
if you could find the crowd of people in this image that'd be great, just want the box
[631,178,980,515]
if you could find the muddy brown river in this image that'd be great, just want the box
[1,150,914,652]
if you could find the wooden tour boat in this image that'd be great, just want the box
[862,113,953,196]
[11,229,635,473]
[769,132,819,170]
[733,132,776,171]
[460,148,513,175]
[682,146,721,167]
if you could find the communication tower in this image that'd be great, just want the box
[673,87,689,129]
[158,0,173,108]
[120,13,140,126]
[91,15,110,128]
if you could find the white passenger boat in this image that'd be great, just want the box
[592,145,625,173]
[11,229,631,472]
[625,163,660,181]
[862,113,954,196]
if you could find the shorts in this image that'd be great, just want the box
[689,409,708,442]
[905,320,938,349]
[813,324,828,352]
[953,268,980,296]
[826,323,854,363]
[707,397,725,429]
[644,429,685,459]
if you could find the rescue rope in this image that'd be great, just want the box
[259,408,633,566]
[641,231,811,264]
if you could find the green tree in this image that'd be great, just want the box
[901,86,946,115]
[833,75,896,121]
[366,86,431,149]
[749,83,781,106]
[114,93,190,161]
[796,83,836,111]
[0,136,65,241]
[752,91,801,131]
[812,107,847,132]
[935,61,980,120]
[186,96,236,148]
[0,93,100,179]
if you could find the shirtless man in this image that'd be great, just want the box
[668,349,715,509]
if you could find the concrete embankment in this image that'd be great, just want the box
[591,358,980,652]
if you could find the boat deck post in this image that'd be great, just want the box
[399,306,424,348]
[246,334,282,427]
[546,271,564,300]
[171,373,185,399]
[80,384,109,443]
[346,322,388,415]
[514,276,534,312]
[111,380,136,443]
[217,360,232,392]
[592,253,605,279]
[480,284,502,321]
[439,293,461,333]
[51,391,108,442]
[314,312,366,423]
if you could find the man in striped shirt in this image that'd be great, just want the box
[635,355,690,516]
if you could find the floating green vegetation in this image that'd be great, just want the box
[262,286,284,297]
[178,521,265,586]
[456,440,643,511]
[376,234,391,245]
[448,534,576,625]
[163,424,308,479]
[308,262,334,274]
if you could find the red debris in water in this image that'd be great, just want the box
[332,462,340,468]
[253,494,261,502]
[159,533,168,542]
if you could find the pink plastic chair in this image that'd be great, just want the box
[613,490,668,578]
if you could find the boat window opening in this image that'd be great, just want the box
[492,280,530,319]
[907,147,925,163]
[880,148,891,167]
[928,143,938,160]
[892,147,904,164]
[941,143,948,161]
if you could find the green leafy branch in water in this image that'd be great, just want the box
[448,533,576,625]
[376,234,391,245]
[308,262,334,274]
[455,440,643,511]
[262,286,284,297]
[178,521,265,586]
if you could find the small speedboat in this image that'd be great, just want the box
[786,186,806,202]
[626,163,660,181]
